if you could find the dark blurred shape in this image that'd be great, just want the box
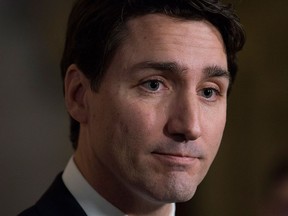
[259,159,288,216]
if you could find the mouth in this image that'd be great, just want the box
[151,152,199,167]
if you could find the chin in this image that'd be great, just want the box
[144,179,199,204]
[167,186,197,203]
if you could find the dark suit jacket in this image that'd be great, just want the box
[18,173,87,216]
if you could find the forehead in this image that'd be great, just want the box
[114,14,227,71]
[124,14,225,52]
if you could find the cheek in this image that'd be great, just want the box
[202,106,227,157]
[108,101,166,170]
[117,102,162,140]
[104,104,159,176]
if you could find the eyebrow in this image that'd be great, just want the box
[132,61,181,74]
[132,61,230,80]
[204,65,231,80]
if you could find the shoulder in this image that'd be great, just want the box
[18,206,39,216]
[18,173,86,216]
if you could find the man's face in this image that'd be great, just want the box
[83,14,228,204]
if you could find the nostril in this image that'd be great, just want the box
[170,134,187,142]
[164,124,186,142]
[164,116,201,142]
[163,125,187,142]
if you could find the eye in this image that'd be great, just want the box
[200,88,220,100]
[141,80,163,91]
[203,88,214,98]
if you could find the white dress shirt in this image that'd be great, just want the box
[62,157,176,216]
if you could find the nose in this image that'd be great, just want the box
[165,93,202,142]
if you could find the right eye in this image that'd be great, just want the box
[141,80,164,92]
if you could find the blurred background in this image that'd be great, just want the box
[0,0,287,215]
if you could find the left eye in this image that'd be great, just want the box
[201,88,218,99]
[142,80,162,91]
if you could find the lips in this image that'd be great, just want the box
[151,151,199,167]
[152,152,196,158]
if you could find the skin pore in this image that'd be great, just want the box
[65,14,229,216]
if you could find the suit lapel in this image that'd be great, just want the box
[35,173,87,216]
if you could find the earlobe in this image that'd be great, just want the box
[64,64,89,124]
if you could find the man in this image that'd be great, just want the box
[19,0,245,215]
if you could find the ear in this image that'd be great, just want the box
[64,64,90,124]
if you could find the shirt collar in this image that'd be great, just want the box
[62,156,175,216]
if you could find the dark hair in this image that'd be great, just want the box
[61,0,245,149]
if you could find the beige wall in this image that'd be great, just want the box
[1,1,287,215]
